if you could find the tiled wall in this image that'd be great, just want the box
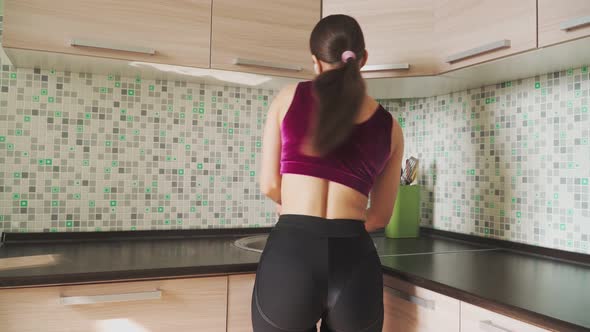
[380,66,589,254]
[0,21,277,232]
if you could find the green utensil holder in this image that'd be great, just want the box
[385,185,421,238]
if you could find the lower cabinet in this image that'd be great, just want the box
[461,302,551,332]
[0,276,228,332]
[382,274,460,331]
[227,274,256,332]
[0,273,558,331]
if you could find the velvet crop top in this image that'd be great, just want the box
[279,81,393,196]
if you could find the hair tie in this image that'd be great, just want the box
[341,50,356,63]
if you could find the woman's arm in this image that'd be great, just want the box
[365,118,404,232]
[259,85,297,204]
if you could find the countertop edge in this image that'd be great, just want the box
[380,266,589,332]
[0,263,258,289]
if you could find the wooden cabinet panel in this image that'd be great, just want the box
[461,302,552,332]
[382,274,460,332]
[211,0,319,79]
[228,274,256,332]
[0,276,228,332]
[434,0,537,72]
[3,0,211,68]
[539,0,590,47]
[323,0,437,78]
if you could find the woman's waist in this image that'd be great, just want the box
[275,214,367,238]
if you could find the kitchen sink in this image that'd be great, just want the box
[233,235,269,253]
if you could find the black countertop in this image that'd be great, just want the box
[1,232,589,331]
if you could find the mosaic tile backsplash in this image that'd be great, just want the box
[380,66,590,254]
[0,59,278,232]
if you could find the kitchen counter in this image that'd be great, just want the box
[1,232,589,331]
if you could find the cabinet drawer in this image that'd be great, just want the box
[382,274,460,332]
[538,0,590,47]
[461,302,552,332]
[434,0,537,72]
[3,0,212,68]
[0,276,228,332]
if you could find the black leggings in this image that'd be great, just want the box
[251,214,384,332]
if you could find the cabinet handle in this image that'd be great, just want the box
[60,290,162,305]
[70,39,156,55]
[384,286,435,310]
[560,16,590,31]
[232,58,302,72]
[479,320,514,332]
[361,63,410,72]
[445,39,511,63]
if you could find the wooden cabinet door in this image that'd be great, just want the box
[382,274,460,332]
[538,0,590,47]
[434,0,537,72]
[3,0,211,68]
[211,0,320,79]
[323,0,437,78]
[0,276,228,332]
[461,302,552,332]
[228,274,256,332]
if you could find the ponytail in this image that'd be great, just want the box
[308,14,367,156]
[310,56,365,156]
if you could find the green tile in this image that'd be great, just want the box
[110,200,117,207]
[128,89,135,96]
[48,97,55,103]
[66,221,73,228]
[10,73,17,79]
[0,136,5,142]
[115,82,121,87]
[51,200,59,207]
[41,89,48,95]
[20,200,28,207]
[178,169,184,175]
[582,178,589,185]
[100,87,107,93]
[158,207,164,212]
[149,85,155,91]
[89,200,95,207]
[32,96,39,102]
[534,82,541,89]
[582,65,588,73]
[45,159,52,165]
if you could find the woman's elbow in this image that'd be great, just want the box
[260,180,281,201]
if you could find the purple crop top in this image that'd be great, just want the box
[280,81,393,196]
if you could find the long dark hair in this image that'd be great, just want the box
[309,14,366,156]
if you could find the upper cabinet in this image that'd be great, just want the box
[211,0,320,79]
[3,0,212,68]
[323,0,437,78]
[434,0,537,72]
[538,0,590,47]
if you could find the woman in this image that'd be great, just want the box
[252,14,404,332]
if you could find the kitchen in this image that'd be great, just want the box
[0,0,589,331]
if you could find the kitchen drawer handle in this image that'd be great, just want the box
[445,39,511,63]
[70,39,156,55]
[60,290,162,305]
[384,286,435,310]
[480,320,513,332]
[560,16,590,31]
[232,58,302,72]
[361,63,410,72]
